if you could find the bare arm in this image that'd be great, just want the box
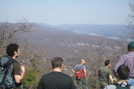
[84,69,86,77]
[72,69,75,73]
[109,75,113,84]
[14,65,25,83]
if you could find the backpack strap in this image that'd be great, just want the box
[114,83,120,88]
[114,82,131,88]
[0,59,14,69]
[126,82,131,87]
[77,65,83,69]
[80,65,83,68]
[6,55,19,63]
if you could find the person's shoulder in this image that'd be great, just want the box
[104,85,116,89]
[43,72,70,77]
[40,72,52,79]
[74,64,80,68]
[61,72,71,77]
[13,59,20,68]
[76,64,80,66]
[121,52,131,57]
[130,86,134,88]
[82,65,86,68]
[13,60,20,65]
[59,72,73,80]
[99,66,106,70]
[99,66,103,69]
[82,65,86,67]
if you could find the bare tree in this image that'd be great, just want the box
[125,0,134,39]
[0,18,33,56]
[0,18,32,48]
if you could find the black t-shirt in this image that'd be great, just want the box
[13,60,21,75]
[37,71,76,89]
[12,59,21,88]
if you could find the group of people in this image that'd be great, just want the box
[0,41,134,89]
[0,43,87,89]
[98,41,134,89]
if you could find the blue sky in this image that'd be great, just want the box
[0,0,130,25]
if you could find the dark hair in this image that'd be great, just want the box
[105,60,110,66]
[117,65,130,80]
[6,43,19,57]
[51,57,63,68]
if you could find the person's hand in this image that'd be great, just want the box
[20,65,25,73]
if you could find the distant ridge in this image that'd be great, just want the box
[35,23,53,28]
[1,22,133,40]
[35,23,133,40]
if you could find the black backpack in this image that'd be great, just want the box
[114,83,131,89]
[0,55,15,89]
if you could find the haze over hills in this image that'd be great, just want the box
[36,23,133,40]
[13,23,129,58]
[0,22,132,58]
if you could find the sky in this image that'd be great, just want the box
[0,0,130,25]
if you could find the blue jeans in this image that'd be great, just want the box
[126,78,134,86]
[76,78,88,89]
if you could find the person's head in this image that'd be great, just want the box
[105,60,111,67]
[117,65,130,80]
[51,57,63,69]
[128,41,134,51]
[80,59,86,65]
[6,43,20,58]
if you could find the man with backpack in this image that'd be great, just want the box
[72,59,88,89]
[104,65,134,89]
[0,43,25,89]
[98,60,113,89]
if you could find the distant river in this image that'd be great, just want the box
[73,30,133,42]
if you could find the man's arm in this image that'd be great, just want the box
[14,65,25,83]
[82,65,87,77]
[83,69,86,77]
[113,56,125,78]
[109,75,113,84]
[72,69,75,74]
